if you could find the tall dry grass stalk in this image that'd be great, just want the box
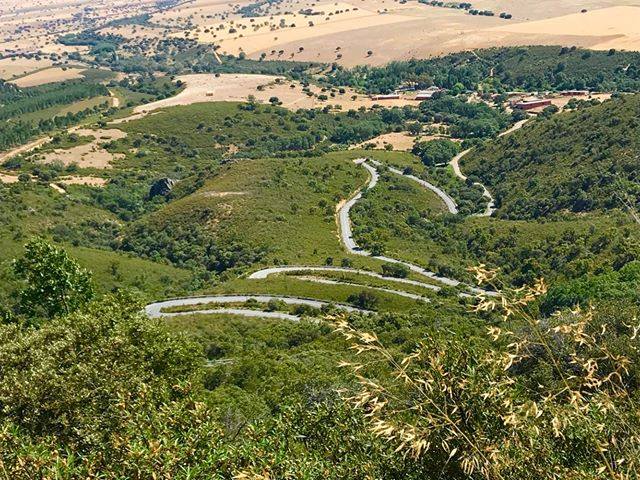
[335,266,640,479]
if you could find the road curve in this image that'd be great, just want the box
[148,140,517,320]
[337,158,492,295]
[145,294,372,319]
[340,158,379,253]
[450,148,496,217]
[249,265,440,291]
[450,118,531,217]
[369,159,458,214]
[295,275,431,302]
[159,308,302,321]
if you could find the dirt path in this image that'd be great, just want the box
[109,90,121,108]
[0,136,52,163]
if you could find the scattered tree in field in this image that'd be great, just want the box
[347,291,379,310]
[382,263,409,278]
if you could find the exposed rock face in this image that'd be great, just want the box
[149,178,175,198]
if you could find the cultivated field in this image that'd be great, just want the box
[4,0,640,67]
[153,0,640,65]
[0,56,52,80]
[10,67,86,87]
[490,6,640,52]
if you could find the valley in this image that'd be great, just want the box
[1,0,640,477]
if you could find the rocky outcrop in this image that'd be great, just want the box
[149,178,175,198]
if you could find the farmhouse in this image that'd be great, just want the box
[513,98,552,110]
[371,93,401,100]
[415,86,443,100]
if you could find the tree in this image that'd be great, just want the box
[347,291,379,310]
[407,122,422,136]
[382,263,410,278]
[13,239,94,319]
[412,138,460,166]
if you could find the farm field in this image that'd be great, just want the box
[154,0,640,65]
[10,67,87,87]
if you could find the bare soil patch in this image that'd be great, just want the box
[352,132,417,151]
[202,191,247,198]
[0,172,19,184]
[57,176,108,187]
[36,129,127,169]
[131,73,282,114]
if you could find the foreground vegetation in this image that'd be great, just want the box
[1,241,638,478]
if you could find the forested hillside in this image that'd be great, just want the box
[462,94,640,219]
[2,240,639,478]
[328,46,640,93]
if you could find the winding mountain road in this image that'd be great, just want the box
[145,294,372,320]
[146,120,536,319]
[338,158,492,295]
[249,265,440,291]
[295,275,432,302]
[450,118,531,217]
[369,159,458,214]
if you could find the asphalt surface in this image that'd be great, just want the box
[145,294,371,319]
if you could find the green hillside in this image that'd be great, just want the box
[3,43,640,478]
[462,94,640,219]
[121,153,368,273]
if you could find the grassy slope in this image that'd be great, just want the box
[125,153,368,266]
[0,183,191,300]
[116,101,338,153]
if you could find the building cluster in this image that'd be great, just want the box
[508,90,590,110]
[370,85,443,101]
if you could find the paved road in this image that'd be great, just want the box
[159,307,302,321]
[296,275,431,302]
[450,148,497,216]
[146,294,371,319]
[450,148,472,182]
[339,158,378,254]
[498,118,530,138]
[249,265,440,291]
[149,135,528,320]
[450,118,531,217]
[336,159,493,295]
